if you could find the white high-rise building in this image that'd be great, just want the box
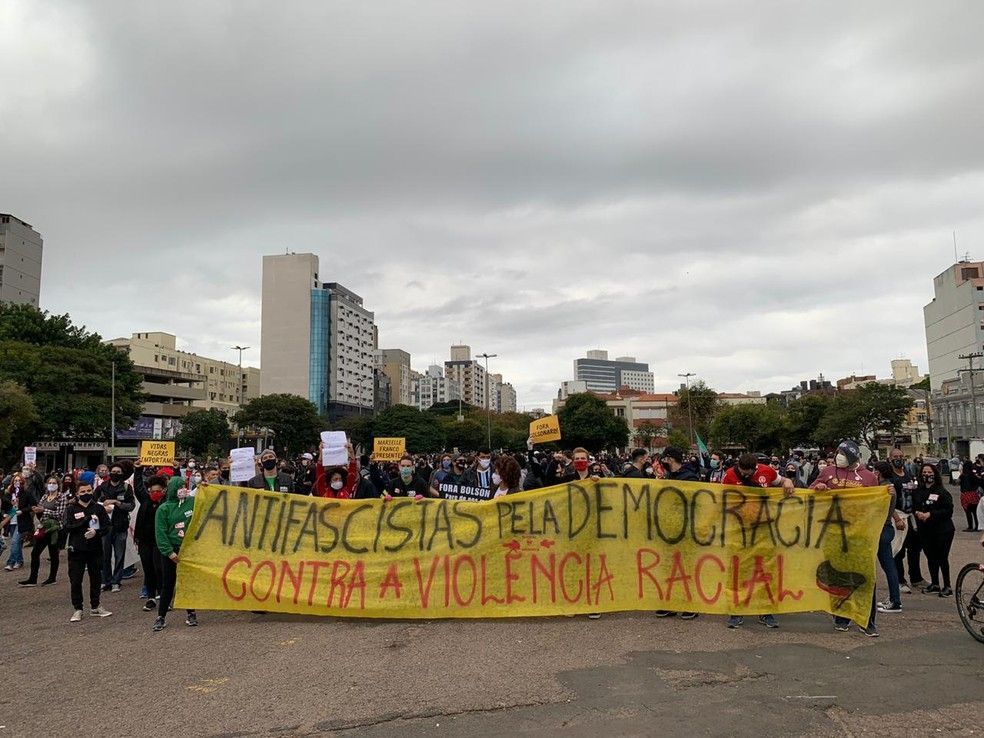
[445,345,487,408]
[0,214,43,307]
[413,365,461,410]
[925,260,984,389]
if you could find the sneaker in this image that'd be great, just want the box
[679,612,698,620]
[2,564,12,572]
[40,578,56,586]
[587,613,601,620]
[121,567,138,580]
[758,614,779,629]
[654,610,675,618]
[17,579,37,587]
[152,616,166,632]
[70,609,83,623]
[185,613,198,627]
[900,584,912,594]
[101,584,111,592]
[90,607,112,618]
[911,579,927,588]
[143,598,157,612]
[139,586,149,599]
[10,562,22,570]
[940,587,953,598]
[877,602,902,613]
[922,584,941,594]
[110,584,121,593]
[858,624,879,638]
[834,622,851,632]
[727,616,743,629]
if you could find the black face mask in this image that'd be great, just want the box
[109,472,123,483]
[261,458,278,471]
[922,475,935,485]
[78,493,93,504]
[892,459,905,469]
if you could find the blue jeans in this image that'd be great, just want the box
[5,525,23,566]
[101,529,127,586]
[834,523,897,628]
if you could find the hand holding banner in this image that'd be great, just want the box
[140,440,175,466]
[321,431,348,466]
[230,448,256,483]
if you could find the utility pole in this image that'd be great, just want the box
[232,345,250,447]
[110,358,116,463]
[958,352,982,441]
[478,353,497,449]
[678,372,696,450]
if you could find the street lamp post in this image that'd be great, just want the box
[478,353,498,449]
[678,372,696,450]
[232,345,250,447]
[110,358,116,463]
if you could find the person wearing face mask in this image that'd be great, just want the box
[94,462,136,593]
[386,455,433,499]
[621,449,650,479]
[249,449,296,493]
[153,476,199,631]
[3,473,36,571]
[958,460,981,532]
[428,454,455,497]
[807,457,828,487]
[465,450,495,492]
[295,453,317,495]
[888,447,923,593]
[912,464,955,597]
[19,475,69,587]
[314,442,358,498]
[492,456,523,498]
[705,451,726,484]
[132,461,168,612]
[61,473,77,500]
[64,482,113,622]
[558,448,599,484]
[94,464,110,486]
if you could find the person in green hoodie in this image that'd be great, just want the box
[153,476,198,631]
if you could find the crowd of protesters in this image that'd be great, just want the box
[3,438,982,636]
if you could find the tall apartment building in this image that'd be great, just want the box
[412,365,461,410]
[106,332,260,447]
[924,260,984,389]
[498,382,517,413]
[376,348,412,406]
[261,253,375,418]
[445,345,487,408]
[574,350,654,393]
[0,214,43,307]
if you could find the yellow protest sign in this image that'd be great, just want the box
[373,437,406,462]
[175,480,888,626]
[140,440,175,466]
[530,415,562,443]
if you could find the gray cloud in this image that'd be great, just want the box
[2,0,982,408]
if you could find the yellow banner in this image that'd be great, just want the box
[529,415,562,443]
[140,440,175,466]
[175,480,889,626]
[373,437,406,462]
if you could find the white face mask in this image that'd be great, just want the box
[192,474,202,484]
[478,458,491,470]
[330,480,344,491]
[492,472,502,487]
[835,453,850,469]
[46,483,58,493]
[188,462,196,469]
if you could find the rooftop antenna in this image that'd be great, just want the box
[954,231,959,263]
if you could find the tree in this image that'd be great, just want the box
[174,409,231,458]
[372,404,446,453]
[784,394,832,447]
[557,393,628,452]
[0,303,144,439]
[233,394,322,456]
[426,400,481,417]
[441,416,486,451]
[816,383,915,452]
[711,404,786,453]
[634,421,665,450]
[665,428,691,451]
[0,380,39,466]
[331,415,374,452]
[670,380,719,441]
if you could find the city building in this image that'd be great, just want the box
[260,253,375,418]
[488,373,503,412]
[574,350,654,393]
[924,259,984,391]
[445,345,488,409]
[836,374,877,391]
[498,382,517,413]
[558,380,588,400]
[716,391,766,406]
[376,348,412,406]
[553,387,677,448]
[765,375,835,406]
[0,213,43,307]
[412,365,462,410]
[104,332,261,454]
[373,369,391,413]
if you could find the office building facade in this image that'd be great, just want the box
[0,213,43,307]
[574,350,654,393]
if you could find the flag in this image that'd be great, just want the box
[696,433,709,466]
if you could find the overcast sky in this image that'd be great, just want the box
[2,1,982,409]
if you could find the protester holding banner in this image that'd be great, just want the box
[558,448,599,484]
[132,461,167,612]
[18,474,69,587]
[385,455,433,499]
[492,455,523,498]
[621,449,649,479]
[64,480,112,621]
[913,463,955,598]
[153,476,198,631]
[94,462,136,592]
[248,449,296,493]
[465,449,495,491]
[428,453,454,497]
[314,442,358,498]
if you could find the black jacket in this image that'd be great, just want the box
[7,483,39,533]
[132,472,163,545]
[64,500,111,555]
[248,472,296,493]
[912,485,955,535]
[666,466,700,482]
[387,473,431,498]
[94,480,136,533]
[621,466,647,479]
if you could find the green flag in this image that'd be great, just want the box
[696,433,709,461]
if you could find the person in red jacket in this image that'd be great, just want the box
[314,442,358,498]
[721,453,795,630]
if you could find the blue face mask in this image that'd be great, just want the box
[442,460,451,471]
[710,459,720,470]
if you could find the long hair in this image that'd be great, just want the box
[917,463,946,493]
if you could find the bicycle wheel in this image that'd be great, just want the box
[955,562,984,644]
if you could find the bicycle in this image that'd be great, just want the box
[956,561,984,644]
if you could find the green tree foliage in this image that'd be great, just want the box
[665,428,690,450]
[426,400,481,417]
[784,394,832,447]
[331,415,374,451]
[557,393,628,452]
[670,380,719,440]
[0,303,143,438]
[0,380,39,465]
[816,383,914,451]
[174,408,231,458]
[233,393,322,456]
[634,421,665,449]
[441,416,486,451]
[372,404,446,453]
[711,404,786,453]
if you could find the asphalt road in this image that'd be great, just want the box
[2,494,983,738]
